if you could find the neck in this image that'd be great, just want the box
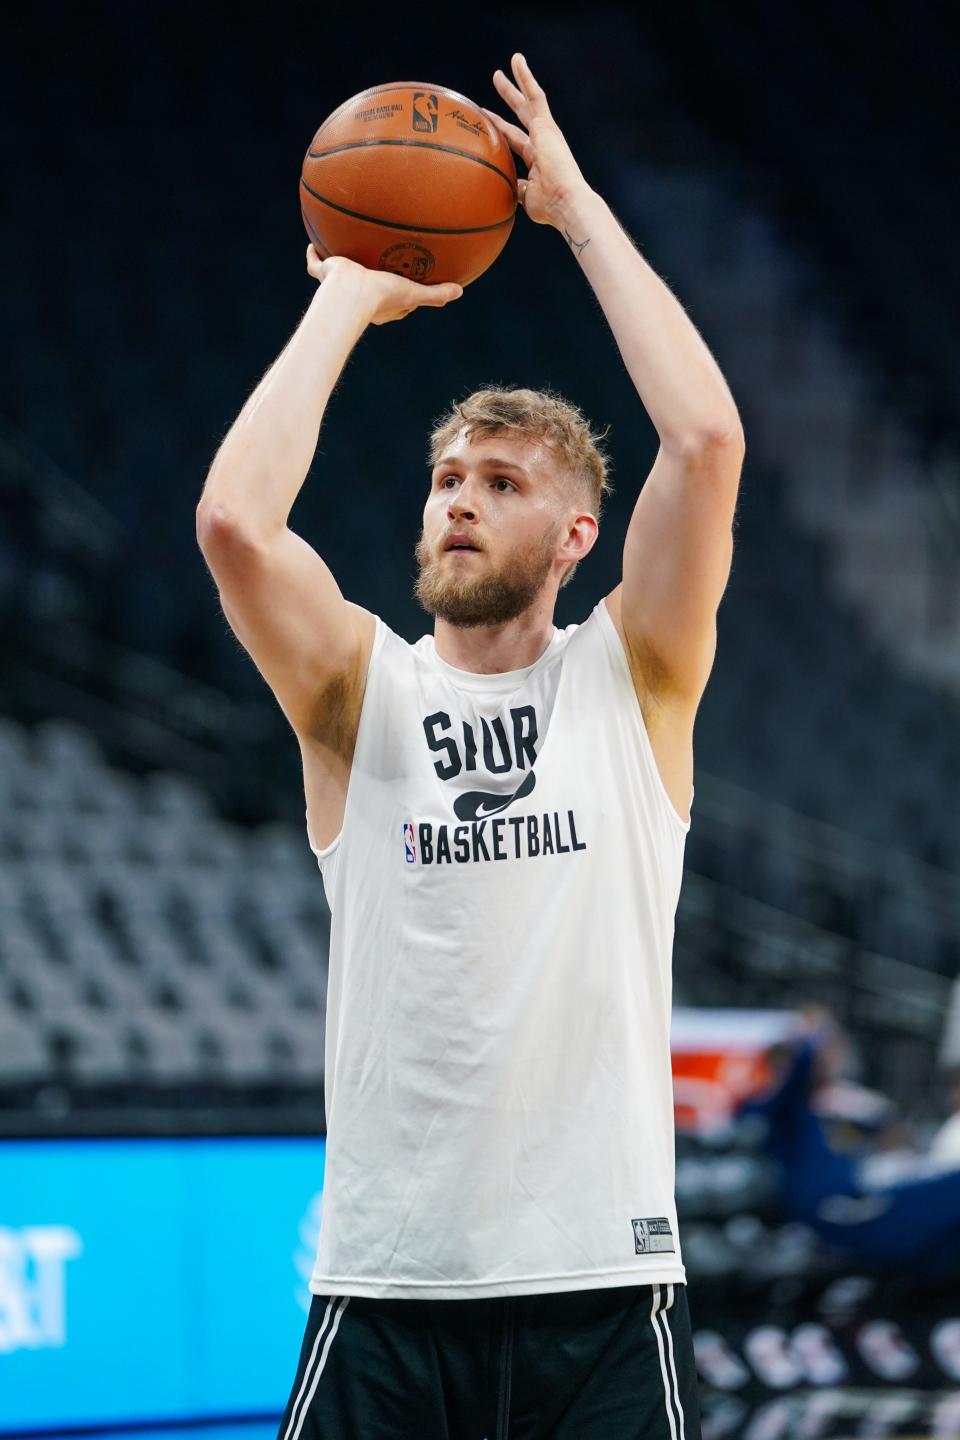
[433,598,557,674]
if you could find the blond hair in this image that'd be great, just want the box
[428,386,613,588]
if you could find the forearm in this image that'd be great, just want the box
[558,187,742,455]
[198,275,372,537]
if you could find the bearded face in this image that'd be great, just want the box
[413,520,562,628]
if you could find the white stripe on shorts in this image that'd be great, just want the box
[661,1284,687,1440]
[283,1294,351,1440]
[650,1282,682,1440]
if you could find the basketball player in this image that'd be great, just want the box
[198,53,743,1440]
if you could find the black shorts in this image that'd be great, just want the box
[276,1280,700,1439]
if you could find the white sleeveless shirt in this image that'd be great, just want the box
[307,597,691,1299]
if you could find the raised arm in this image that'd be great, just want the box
[486,56,744,709]
[196,252,461,739]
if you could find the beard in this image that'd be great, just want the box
[413,523,561,628]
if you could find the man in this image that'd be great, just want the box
[198,52,743,1440]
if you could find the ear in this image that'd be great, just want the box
[558,511,598,568]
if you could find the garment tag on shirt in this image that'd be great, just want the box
[631,1217,675,1254]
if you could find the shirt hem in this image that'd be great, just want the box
[309,1261,687,1300]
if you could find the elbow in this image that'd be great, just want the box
[695,413,745,457]
[674,414,745,470]
[196,500,262,559]
[715,415,746,456]
[196,498,230,553]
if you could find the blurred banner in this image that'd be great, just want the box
[671,1007,800,1133]
[0,1137,326,1431]
[3,1134,959,1432]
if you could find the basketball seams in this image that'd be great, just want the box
[299,176,515,236]
[302,211,331,258]
[306,138,516,197]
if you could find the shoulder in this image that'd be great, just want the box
[347,603,379,663]
[349,604,421,674]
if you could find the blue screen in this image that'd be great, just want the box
[0,1136,327,1431]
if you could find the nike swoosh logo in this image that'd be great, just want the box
[453,770,536,822]
[475,797,507,818]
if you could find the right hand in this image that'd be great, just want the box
[305,247,463,325]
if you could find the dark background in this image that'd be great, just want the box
[5,1,956,676]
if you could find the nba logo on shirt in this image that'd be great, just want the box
[403,822,416,864]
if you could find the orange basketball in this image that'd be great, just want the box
[300,82,518,288]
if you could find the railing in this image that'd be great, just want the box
[690,769,960,953]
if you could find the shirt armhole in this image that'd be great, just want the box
[307,613,389,867]
[595,599,693,833]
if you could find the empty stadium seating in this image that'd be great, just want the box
[0,718,328,1098]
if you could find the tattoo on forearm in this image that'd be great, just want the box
[563,226,590,257]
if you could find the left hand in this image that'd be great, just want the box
[484,54,591,230]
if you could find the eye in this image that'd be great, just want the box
[493,477,515,492]
[439,474,459,489]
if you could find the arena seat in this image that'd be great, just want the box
[2,942,83,1013]
[0,1018,49,1084]
[195,1009,292,1084]
[69,939,156,1014]
[125,1008,214,1085]
[259,1009,325,1084]
[44,1005,132,1086]
[144,770,215,817]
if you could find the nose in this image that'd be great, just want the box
[447,482,479,523]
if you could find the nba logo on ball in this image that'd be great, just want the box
[403,823,416,864]
[412,93,439,133]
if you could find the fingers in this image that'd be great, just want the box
[391,275,463,308]
[492,65,527,121]
[482,107,534,167]
[377,281,464,324]
[511,52,547,109]
[421,283,464,306]
[305,243,328,279]
[492,52,549,126]
[303,247,462,311]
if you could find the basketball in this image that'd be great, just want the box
[300,82,518,287]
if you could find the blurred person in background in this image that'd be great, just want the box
[740,1012,960,1277]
